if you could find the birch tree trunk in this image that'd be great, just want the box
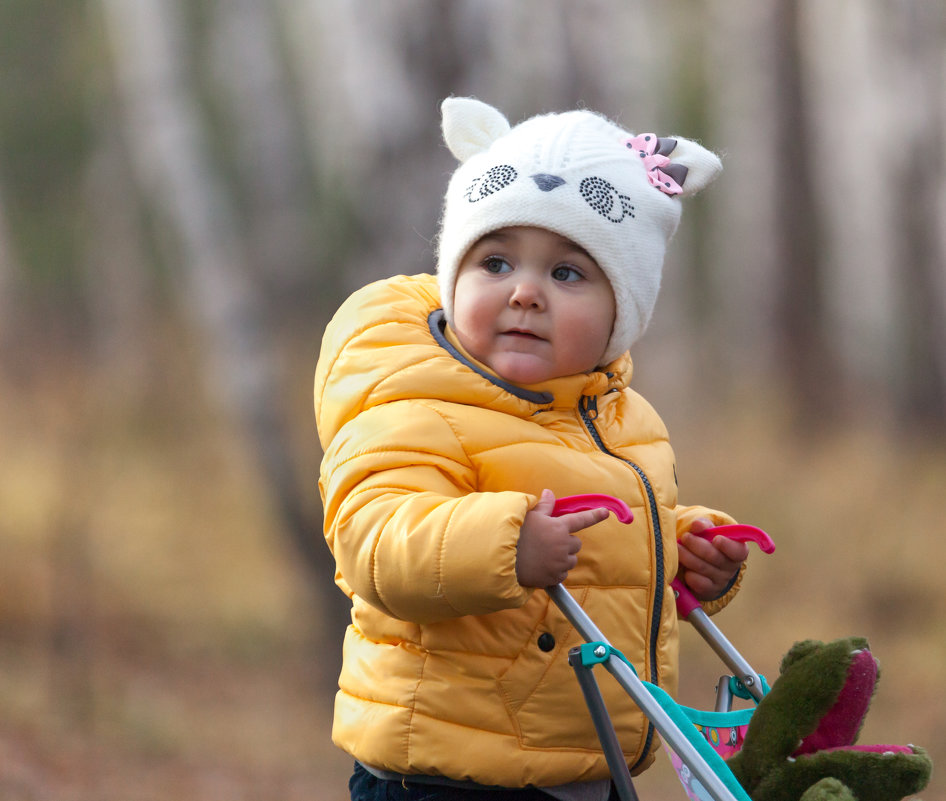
[81,118,153,391]
[99,0,344,671]
[208,0,312,296]
[283,0,478,291]
[888,1,946,428]
[771,0,835,420]
[0,181,19,358]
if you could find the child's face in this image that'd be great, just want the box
[452,226,615,384]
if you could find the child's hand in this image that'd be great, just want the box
[677,518,749,601]
[516,489,609,587]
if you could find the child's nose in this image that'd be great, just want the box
[509,278,545,309]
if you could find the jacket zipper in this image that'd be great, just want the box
[578,394,663,770]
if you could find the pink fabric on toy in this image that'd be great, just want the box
[794,648,878,755]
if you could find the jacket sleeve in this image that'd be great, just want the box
[320,400,535,624]
[674,504,744,616]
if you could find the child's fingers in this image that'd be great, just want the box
[547,539,580,584]
[682,570,715,597]
[560,507,609,534]
[682,531,747,570]
[533,488,556,514]
[679,530,746,599]
[712,536,749,563]
[679,532,718,564]
[687,517,715,535]
[680,535,733,580]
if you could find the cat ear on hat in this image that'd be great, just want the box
[662,136,723,198]
[441,97,511,163]
[626,132,723,198]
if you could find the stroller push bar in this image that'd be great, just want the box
[672,524,775,703]
[685,609,765,703]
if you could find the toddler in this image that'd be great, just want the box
[315,97,751,800]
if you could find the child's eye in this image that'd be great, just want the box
[551,265,582,282]
[483,256,512,274]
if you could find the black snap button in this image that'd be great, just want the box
[537,632,556,652]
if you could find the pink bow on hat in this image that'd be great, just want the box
[624,134,689,196]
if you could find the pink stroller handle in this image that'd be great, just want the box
[551,493,634,524]
[684,524,775,554]
[673,525,775,619]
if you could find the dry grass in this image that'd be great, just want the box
[0,353,942,800]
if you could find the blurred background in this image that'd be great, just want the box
[1,0,944,799]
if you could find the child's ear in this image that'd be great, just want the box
[441,97,511,163]
[665,136,723,197]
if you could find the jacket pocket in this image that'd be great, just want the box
[495,593,601,748]
[497,588,649,755]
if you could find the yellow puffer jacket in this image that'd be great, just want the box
[315,273,740,787]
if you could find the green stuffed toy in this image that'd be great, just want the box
[726,637,932,801]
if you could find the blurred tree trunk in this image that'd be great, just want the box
[889,2,946,429]
[99,0,344,680]
[0,182,19,357]
[770,0,835,420]
[81,118,154,392]
[284,0,479,290]
[208,0,312,299]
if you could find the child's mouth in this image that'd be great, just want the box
[503,329,542,340]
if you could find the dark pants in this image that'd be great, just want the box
[349,763,620,801]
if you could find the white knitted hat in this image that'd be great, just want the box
[436,97,723,364]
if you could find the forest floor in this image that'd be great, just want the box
[1,351,943,801]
